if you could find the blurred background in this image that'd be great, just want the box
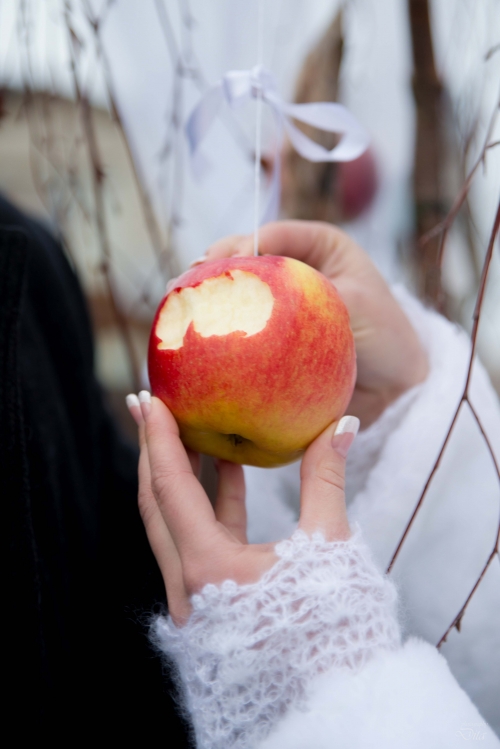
[0,0,499,439]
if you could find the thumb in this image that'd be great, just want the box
[299,416,359,541]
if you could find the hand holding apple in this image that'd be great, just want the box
[148,255,356,467]
[203,221,429,428]
[126,392,356,626]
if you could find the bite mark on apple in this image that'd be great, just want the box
[156,270,274,350]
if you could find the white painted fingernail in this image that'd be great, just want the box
[126,394,143,426]
[334,416,360,437]
[332,416,360,458]
[126,394,140,409]
[189,255,207,268]
[139,390,152,419]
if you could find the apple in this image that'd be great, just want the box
[148,255,356,467]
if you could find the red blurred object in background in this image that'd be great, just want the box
[337,147,378,221]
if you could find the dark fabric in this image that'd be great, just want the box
[0,196,190,744]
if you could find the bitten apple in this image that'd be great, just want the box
[148,255,356,467]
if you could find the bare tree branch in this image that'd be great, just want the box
[80,0,180,281]
[387,198,500,575]
[417,95,499,260]
[65,3,141,390]
[408,0,448,305]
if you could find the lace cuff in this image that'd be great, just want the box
[154,531,401,749]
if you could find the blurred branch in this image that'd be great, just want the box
[80,0,180,282]
[154,0,185,232]
[437,529,499,645]
[485,42,500,61]
[281,11,345,224]
[18,1,90,245]
[418,96,499,257]
[154,0,253,160]
[65,3,141,390]
[408,0,448,306]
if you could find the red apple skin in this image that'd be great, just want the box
[148,255,356,467]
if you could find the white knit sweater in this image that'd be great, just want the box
[155,531,400,748]
[155,529,499,748]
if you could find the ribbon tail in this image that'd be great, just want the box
[282,101,370,162]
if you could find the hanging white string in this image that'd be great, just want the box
[186,71,370,227]
[253,0,265,256]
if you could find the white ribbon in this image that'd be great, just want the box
[186,65,370,222]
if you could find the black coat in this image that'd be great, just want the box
[0,196,189,743]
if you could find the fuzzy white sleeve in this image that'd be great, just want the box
[154,531,401,749]
[259,638,500,748]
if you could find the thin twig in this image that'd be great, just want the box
[418,95,499,263]
[80,0,180,280]
[387,174,500,575]
[485,42,500,61]
[386,401,464,573]
[65,4,141,390]
[465,200,500,392]
[468,400,500,478]
[437,532,499,646]
[18,2,91,251]
[435,399,500,647]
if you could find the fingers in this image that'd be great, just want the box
[204,221,364,278]
[299,415,359,541]
[138,431,190,624]
[141,395,218,558]
[214,460,247,543]
[126,394,190,624]
[258,222,353,275]
[205,233,253,260]
[126,393,143,429]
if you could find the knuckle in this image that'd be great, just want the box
[220,517,245,535]
[137,493,155,523]
[219,489,244,506]
[150,468,170,498]
[150,465,189,502]
[314,462,345,494]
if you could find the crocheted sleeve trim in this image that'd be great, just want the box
[154,530,401,749]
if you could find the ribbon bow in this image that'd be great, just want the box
[186,65,370,221]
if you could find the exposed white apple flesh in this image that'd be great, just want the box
[156,269,275,351]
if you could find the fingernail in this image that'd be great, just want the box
[166,278,178,294]
[139,390,152,420]
[189,255,207,268]
[332,416,360,458]
[125,393,143,426]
